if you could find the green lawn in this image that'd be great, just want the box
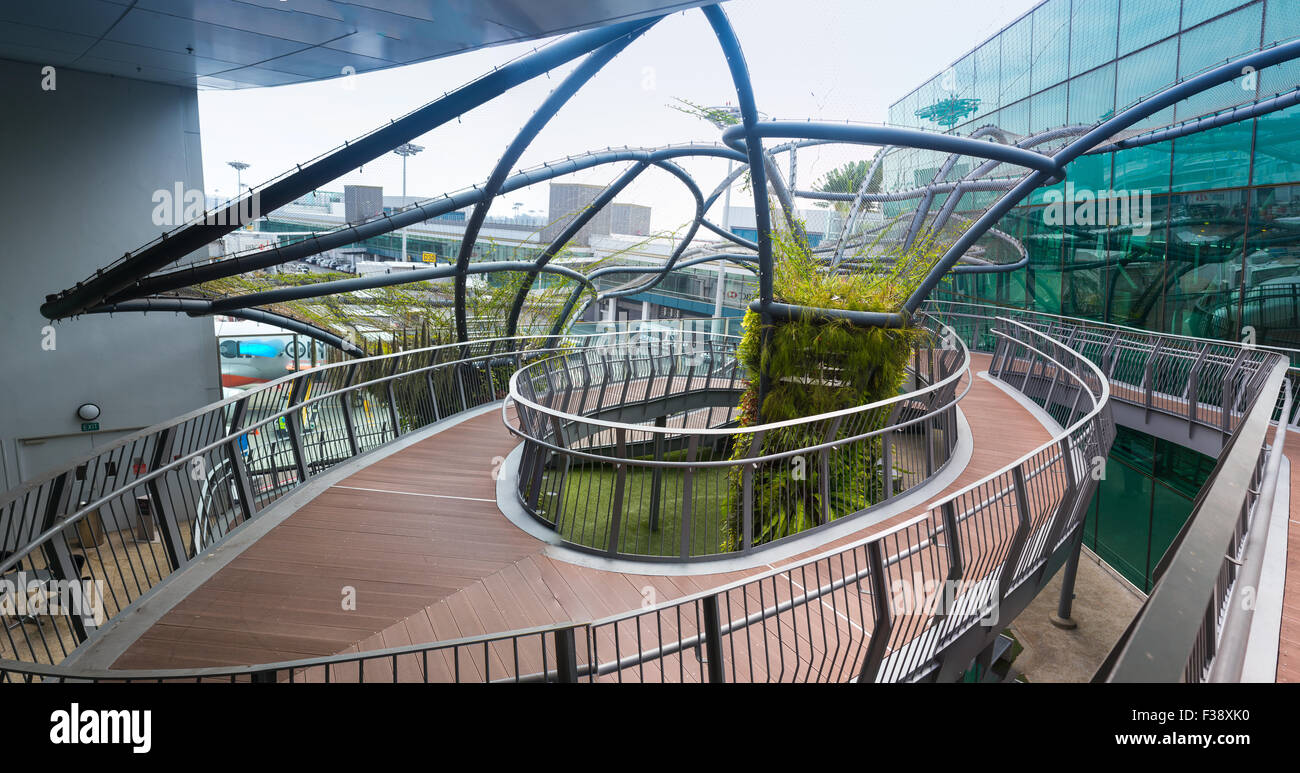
[537,452,731,558]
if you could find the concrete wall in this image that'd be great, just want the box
[0,59,221,492]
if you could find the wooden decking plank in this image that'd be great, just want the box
[109,360,1072,682]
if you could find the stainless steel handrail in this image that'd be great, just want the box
[6,309,1284,683]
[0,327,705,667]
[501,316,972,560]
[925,299,1300,428]
[3,313,1118,682]
[1100,359,1291,683]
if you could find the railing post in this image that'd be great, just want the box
[607,428,627,556]
[701,594,726,684]
[1185,343,1210,432]
[425,356,442,421]
[225,398,259,523]
[680,436,698,559]
[1142,337,1164,421]
[858,540,894,683]
[340,364,361,456]
[146,426,187,571]
[819,417,842,526]
[924,406,936,476]
[554,627,579,683]
[881,428,893,501]
[1000,465,1033,600]
[1220,349,1246,436]
[385,357,403,438]
[525,438,547,513]
[648,415,666,532]
[40,472,91,643]
[992,330,1012,379]
[740,429,764,553]
[456,362,469,413]
[1019,341,1035,391]
[937,501,963,625]
[285,377,310,482]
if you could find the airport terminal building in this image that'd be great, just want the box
[889,0,1300,348]
[880,0,1300,592]
[3,0,1300,692]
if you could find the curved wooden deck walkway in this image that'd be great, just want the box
[112,353,1062,672]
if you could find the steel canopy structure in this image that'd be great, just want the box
[37,4,1300,352]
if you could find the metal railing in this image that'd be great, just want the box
[9,306,1287,683]
[1099,367,1291,683]
[2,314,1115,682]
[0,326,706,668]
[924,300,1296,432]
[505,316,970,560]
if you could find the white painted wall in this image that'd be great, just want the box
[0,59,221,491]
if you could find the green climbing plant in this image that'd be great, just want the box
[721,217,950,550]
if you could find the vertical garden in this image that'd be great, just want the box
[723,219,947,549]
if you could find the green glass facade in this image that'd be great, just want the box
[888,0,1300,351]
[1080,425,1217,591]
[888,0,1300,591]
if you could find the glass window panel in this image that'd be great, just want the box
[1253,104,1300,186]
[1119,0,1182,55]
[1179,4,1263,78]
[1030,81,1068,130]
[1032,0,1073,94]
[1163,189,1248,336]
[1068,63,1116,125]
[1265,0,1300,43]
[1001,16,1034,105]
[1115,40,1178,132]
[973,35,1002,113]
[1112,143,1171,193]
[1154,438,1216,498]
[1018,206,1064,313]
[1261,1,1300,110]
[1240,184,1300,349]
[1094,457,1154,590]
[948,53,982,128]
[1176,4,1264,119]
[1171,119,1254,192]
[1148,483,1194,586]
[1062,187,1112,320]
[1110,425,1156,473]
[1105,194,1172,328]
[1182,0,1255,29]
[915,76,941,127]
[1117,40,1178,109]
[1071,0,1120,76]
[998,98,1031,136]
[1069,150,1114,191]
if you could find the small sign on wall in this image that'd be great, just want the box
[80,422,99,432]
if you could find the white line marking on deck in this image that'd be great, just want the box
[331,484,495,503]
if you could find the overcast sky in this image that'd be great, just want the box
[197,0,1042,233]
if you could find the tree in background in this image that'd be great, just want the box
[813,159,883,214]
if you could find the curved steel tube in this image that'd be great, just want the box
[39,17,662,321]
[453,24,657,342]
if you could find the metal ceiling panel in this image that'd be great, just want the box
[0,0,715,89]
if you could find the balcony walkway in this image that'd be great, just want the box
[106,353,1057,671]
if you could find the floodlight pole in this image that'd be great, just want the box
[712,157,733,332]
[227,161,250,202]
[394,143,424,262]
[707,105,742,335]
